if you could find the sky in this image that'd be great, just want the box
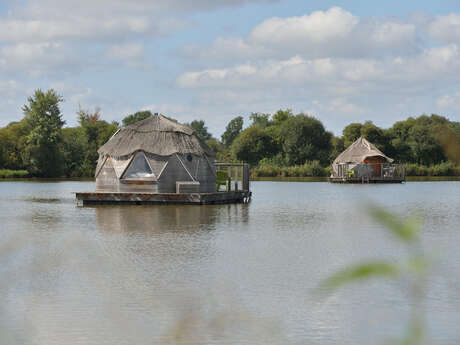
[1,0,460,137]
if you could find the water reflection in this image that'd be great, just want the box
[94,205,217,234]
[94,203,250,234]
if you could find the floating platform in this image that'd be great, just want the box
[329,177,405,184]
[76,190,252,206]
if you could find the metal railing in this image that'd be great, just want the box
[334,163,405,180]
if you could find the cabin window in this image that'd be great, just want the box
[122,152,155,179]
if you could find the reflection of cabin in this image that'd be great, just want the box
[76,114,251,205]
[329,137,405,183]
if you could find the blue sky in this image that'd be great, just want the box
[0,0,460,136]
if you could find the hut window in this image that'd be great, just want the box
[122,152,155,179]
[187,154,193,162]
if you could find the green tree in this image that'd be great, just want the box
[221,116,243,148]
[22,89,65,177]
[279,114,332,165]
[0,120,30,170]
[272,109,293,125]
[342,123,362,147]
[75,107,119,176]
[189,120,212,141]
[231,126,278,165]
[122,110,152,126]
[249,112,272,128]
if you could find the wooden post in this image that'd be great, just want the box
[235,166,239,191]
[243,164,250,191]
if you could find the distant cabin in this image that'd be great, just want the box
[330,137,405,183]
[95,114,216,193]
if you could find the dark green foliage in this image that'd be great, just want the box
[188,120,212,141]
[279,114,332,165]
[342,123,362,147]
[72,107,119,176]
[221,116,243,148]
[122,110,152,126]
[231,126,278,165]
[388,115,450,165]
[22,89,65,177]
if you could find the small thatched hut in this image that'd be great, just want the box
[95,114,216,193]
[331,137,394,178]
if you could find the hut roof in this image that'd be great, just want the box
[98,114,215,158]
[333,137,393,164]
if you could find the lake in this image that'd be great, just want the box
[1,180,459,345]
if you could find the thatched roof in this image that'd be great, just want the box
[333,137,393,165]
[98,114,215,158]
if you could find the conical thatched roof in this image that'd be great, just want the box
[333,137,393,164]
[98,114,215,158]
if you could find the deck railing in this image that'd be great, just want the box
[215,163,250,191]
[334,163,405,180]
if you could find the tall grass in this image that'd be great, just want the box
[405,162,460,176]
[0,169,29,178]
[253,161,460,178]
[252,161,330,178]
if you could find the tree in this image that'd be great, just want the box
[249,112,271,128]
[189,120,212,141]
[0,120,30,170]
[342,123,362,148]
[74,107,119,176]
[279,114,332,165]
[122,110,152,126]
[272,109,292,125]
[221,116,243,148]
[231,126,278,165]
[22,89,65,177]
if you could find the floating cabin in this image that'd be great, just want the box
[329,137,405,183]
[76,114,250,205]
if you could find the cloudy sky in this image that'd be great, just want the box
[1,0,460,136]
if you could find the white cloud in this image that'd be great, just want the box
[249,7,358,45]
[0,0,276,43]
[181,7,419,62]
[178,44,460,89]
[0,42,81,76]
[429,13,460,43]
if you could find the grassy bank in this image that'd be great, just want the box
[251,161,460,178]
[405,162,460,176]
[0,169,29,178]
[251,161,331,178]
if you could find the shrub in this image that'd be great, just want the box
[0,169,29,178]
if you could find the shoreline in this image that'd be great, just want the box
[2,176,460,182]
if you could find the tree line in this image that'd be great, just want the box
[0,89,459,178]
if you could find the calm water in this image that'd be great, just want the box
[1,180,460,345]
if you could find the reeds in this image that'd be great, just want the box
[0,169,29,178]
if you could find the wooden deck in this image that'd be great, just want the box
[329,177,405,184]
[76,190,252,206]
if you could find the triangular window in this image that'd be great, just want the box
[122,152,155,179]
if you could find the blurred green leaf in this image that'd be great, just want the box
[318,261,399,294]
[368,206,420,243]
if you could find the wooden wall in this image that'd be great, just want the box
[96,153,217,193]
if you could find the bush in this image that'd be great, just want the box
[251,161,328,178]
[0,169,29,178]
[405,162,459,176]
